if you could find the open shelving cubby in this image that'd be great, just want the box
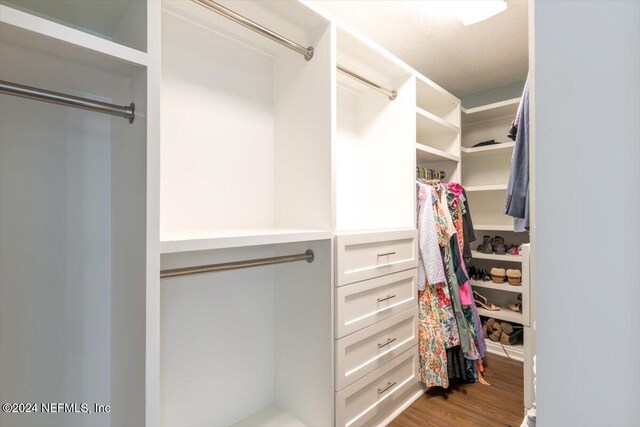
[414,76,461,183]
[160,0,333,251]
[1,3,150,426]
[335,26,416,231]
[158,2,333,426]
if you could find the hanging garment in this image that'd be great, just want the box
[505,79,530,232]
[417,183,446,291]
[461,189,476,261]
[418,288,449,388]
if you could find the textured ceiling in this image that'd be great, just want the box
[312,0,529,98]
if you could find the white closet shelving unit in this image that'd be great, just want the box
[461,98,531,365]
[2,0,532,426]
[415,75,462,182]
[0,1,156,427]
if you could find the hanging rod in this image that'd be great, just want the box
[0,80,135,123]
[337,65,397,101]
[192,0,314,61]
[160,249,315,279]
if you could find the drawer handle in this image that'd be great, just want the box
[377,294,396,302]
[377,252,396,257]
[378,381,397,395]
[378,337,396,349]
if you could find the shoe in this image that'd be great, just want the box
[508,328,524,345]
[500,331,511,345]
[490,268,506,284]
[500,321,514,335]
[507,269,522,285]
[477,235,493,254]
[507,295,522,313]
[507,244,521,255]
[483,269,492,281]
[474,290,500,311]
[493,236,506,254]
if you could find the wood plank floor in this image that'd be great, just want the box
[389,353,524,427]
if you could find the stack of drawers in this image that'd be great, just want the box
[334,230,420,427]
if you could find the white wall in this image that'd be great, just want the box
[534,1,640,426]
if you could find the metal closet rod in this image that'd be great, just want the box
[337,65,397,101]
[192,0,314,61]
[160,249,315,279]
[0,80,135,123]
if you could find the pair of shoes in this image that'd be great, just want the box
[485,318,514,342]
[506,244,521,255]
[469,266,492,281]
[474,290,500,311]
[507,269,522,285]
[476,235,507,255]
[507,294,523,313]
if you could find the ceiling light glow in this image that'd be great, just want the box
[427,1,508,26]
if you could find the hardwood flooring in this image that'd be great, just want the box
[389,353,524,427]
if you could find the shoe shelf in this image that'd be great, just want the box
[484,340,524,362]
[464,184,508,192]
[473,224,514,231]
[471,250,522,262]
[461,141,515,158]
[470,279,522,294]
[477,307,523,324]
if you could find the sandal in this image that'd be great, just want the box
[474,290,500,311]
[507,295,522,313]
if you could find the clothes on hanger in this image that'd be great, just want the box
[416,180,486,388]
[505,78,530,232]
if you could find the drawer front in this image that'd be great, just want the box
[336,307,418,390]
[336,346,419,427]
[336,269,417,338]
[336,230,418,286]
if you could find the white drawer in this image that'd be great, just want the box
[335,230,418,286]
[336,269,417,338]
[336,345,419,427]
[336,307,418,391]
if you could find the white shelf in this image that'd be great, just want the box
[416,106,460,134]
[461,97,520,126]
[0,4,147,67]
[461,142,515,157]
[160,228,333,253]
[473,224,514,231]
[470,279,523,294]
[230,405,305,427]
[465,184,508,192]
[485,340,524,362]
[471,250,522,262]
[416,143,460,163]
[476,307,523,323]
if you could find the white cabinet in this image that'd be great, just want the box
[335,230,418,286]
[335,346,419,427]
[335,269,417,338]
[336,307,418,390]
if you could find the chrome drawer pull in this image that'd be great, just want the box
[378,381,396,395]
[377,252,396,257]
[378,337,396,348]
[377,294,396,302]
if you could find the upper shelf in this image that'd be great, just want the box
[461,142,515,157]
[160,228,333,254]
[465,184,508,192]
[416,75,460,128]
[462,98,520,127]
[417,107,460,134]
[0,5,147,100]
[0,0,147,52]
[416,143,460,163]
